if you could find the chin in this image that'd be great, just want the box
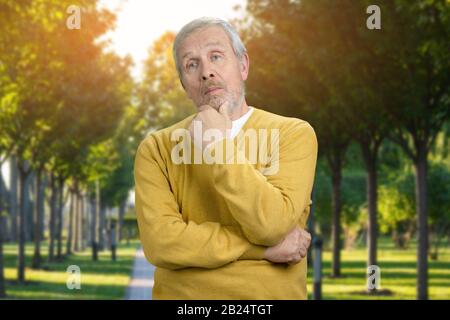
[207,96,225,110]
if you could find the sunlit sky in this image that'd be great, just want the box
[99,0,247,79]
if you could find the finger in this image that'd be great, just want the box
[288,253,302,265]
[300,239,311,250]
[303,234,311,245]
[305,241,311,250]
[198,104,212,113]
[300,229,311,240]
[305,231,311,241]
[299,247,307,258]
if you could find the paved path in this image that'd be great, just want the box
[125,247,155,300]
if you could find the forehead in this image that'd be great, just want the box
[178,26,232,57]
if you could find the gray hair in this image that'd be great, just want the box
[173,17,247,81]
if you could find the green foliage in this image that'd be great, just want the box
[0,0,134,210]
[138,31,196,135]
[378,161,450,249]
[314,157,367,245]
[378,171,416,237]
[428,162,450,224]
[427,162,450,259]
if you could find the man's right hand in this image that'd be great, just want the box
[263,227,311,265]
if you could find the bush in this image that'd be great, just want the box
[378,162,450,254]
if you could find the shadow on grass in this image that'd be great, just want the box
[319,260,450,276]
[1,240,140,300]
[3,280,129,300]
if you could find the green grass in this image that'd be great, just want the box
[1,239,140,300]
[2,237,448,300]
[307,237,450,299]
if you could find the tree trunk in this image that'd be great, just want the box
[9,156,18,242]
[0,170,10,242]
[331,160,342,278]
[32,169,43,269]
[48,172,57,263]
[73,191,80,252]
[91,194,98,260]
[80,194,86,251]
[118,199,126,242]
[66,189,75,256]
[360,140,380,276]
[366,159,378,268]
[414,143,428,300]
[24,170,34,242]
[99,204,106,251]
[85,196,91,244]
[56,176,64,260]
[40,174,47,241]
[17,160,30,284]
[91,180,100,261]
[77,192,83,251]
[0,215,5,297]
[0,168,6,297]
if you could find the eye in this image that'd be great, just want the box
[186,60,198,71]
[211,54,222,61]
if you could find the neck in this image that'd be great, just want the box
[230,100,249,121]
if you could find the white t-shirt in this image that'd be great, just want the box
[193,107,255,151]
[229,106,254,139]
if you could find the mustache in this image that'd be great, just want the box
[202,81,225,92]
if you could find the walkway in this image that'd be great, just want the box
[125,247,155,300]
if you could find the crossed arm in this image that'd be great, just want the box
[134,121,317,270]
[134,135,266,270]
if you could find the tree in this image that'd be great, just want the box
[424,163,450,260]
[242,0,450,292]
[378,170,416,248]
[378,162,450,255]
[378,0,450,299]
[82,141,120,258]
[0,0,129,279]
[0,167,7,297]
[138,31,196,133]
[242,0,352,277]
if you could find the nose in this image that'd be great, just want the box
[202,73,214,81]
[200,59,215,81]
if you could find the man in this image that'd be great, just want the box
[134,17,318,299]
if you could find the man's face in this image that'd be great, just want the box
[177,26,249,112]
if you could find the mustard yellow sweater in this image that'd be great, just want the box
[134,107,318,299]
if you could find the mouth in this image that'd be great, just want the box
[204,87,223,95]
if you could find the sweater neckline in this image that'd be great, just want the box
[239,106,259,132]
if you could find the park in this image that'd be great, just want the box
[0,0,449,300]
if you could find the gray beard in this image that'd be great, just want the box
[204,82,245,115]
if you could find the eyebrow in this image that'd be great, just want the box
[181,42,226,60]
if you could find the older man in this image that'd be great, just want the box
[134,17,318,299]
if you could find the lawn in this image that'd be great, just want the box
[1,240,140,300]
[1,237,448,300]
[307,237,450,300]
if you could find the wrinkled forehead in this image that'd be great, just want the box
[178,26,233,58]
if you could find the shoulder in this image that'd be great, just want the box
[136,113,196,159]
[252,107,317,142]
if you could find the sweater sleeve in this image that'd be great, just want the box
[134,135,266,270]
[210,120,318,246]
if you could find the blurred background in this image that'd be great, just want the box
[0,0,449,300]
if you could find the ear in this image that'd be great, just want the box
[179,76,186,90]
[179,76,193,100]
[239,52,250,81]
